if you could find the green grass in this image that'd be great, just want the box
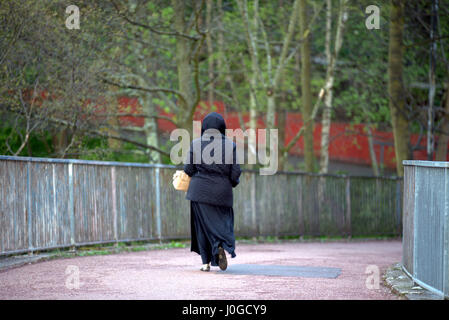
[235,234,400,244]
[39,240,189,260]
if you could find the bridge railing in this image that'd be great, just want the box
[402,160,449,299]
[0,155,402,256]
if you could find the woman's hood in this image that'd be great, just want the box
[201,112,226,135]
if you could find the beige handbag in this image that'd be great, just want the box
[172,170,191,192]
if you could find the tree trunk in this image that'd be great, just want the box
[278,107,287,171]
[107,87,121,150]
[277,71,287,171]
[52,128,68,157]
[299,0,314,172]
[436,82,449,161]
[206,0,214,107]
[248,74,258,166]
[265,0,299,130]
[427,0,438,160]
[319,0,348,174]
[367,125,380,176]
[217,0,224,76]
[319,0,333,174]
[172,0,194,130]
[388,0,409,176]
[266,95,276,129]
[142,96,160,163]
[248,0,259,166]
[238,0,298,133]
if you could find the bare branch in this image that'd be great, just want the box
[236,0,265,86]
[101,77,188,109]
[110,0,200,41]
[49,116,171,157]
[283,89,325,153]
[104,113,177,125]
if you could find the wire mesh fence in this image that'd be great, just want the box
[402,160,449,298]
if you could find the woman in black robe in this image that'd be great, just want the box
[183,112,241,271]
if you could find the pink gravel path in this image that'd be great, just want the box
[0,240,401,300]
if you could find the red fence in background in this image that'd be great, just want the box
[116,98,448,169]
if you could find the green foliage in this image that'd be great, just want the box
[45,240,189,259]
[0,127,53,157]
[1,0,447,167]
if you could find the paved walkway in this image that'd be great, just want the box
[0,240,401,300]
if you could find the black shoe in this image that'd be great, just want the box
[218,247,227,271]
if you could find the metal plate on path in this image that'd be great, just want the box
[217,264,341,278]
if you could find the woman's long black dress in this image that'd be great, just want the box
[183,112,241,266]
[190,201,236,266]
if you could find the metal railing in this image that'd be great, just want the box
[0,155,403,256]
[402,160,449,299]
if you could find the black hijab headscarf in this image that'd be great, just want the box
[201,112,226,136]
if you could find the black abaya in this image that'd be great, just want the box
[184,112,241,267]
[190,201,236,266]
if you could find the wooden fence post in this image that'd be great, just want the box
[111,166,118,245]
[27,161,33,255]
[297,175,304,237]
[345,176,352,238]
[68,163,76,251]
[155,167,162,242]
[250,173,257,237]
